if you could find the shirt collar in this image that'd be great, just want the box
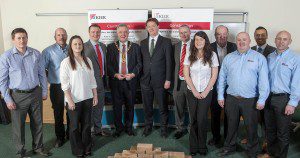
[217,43,227,49]
[90,40,98,46]
[55,43,67,51]
[236,48,251,55]
[150,34,159,41]
[275,48,290,57]
[119,41,128,47]
[182,39,191,46]
[12,46,31,55]
[257,43,267,50]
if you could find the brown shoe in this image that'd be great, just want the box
[240,138,248,144]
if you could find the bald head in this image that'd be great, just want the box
[275,31,292,53]
[236,32,251,53]
[54,28,67,48]
[215,25,229,48]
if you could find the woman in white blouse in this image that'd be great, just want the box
[183,31,219,156]
[60,35,98,158]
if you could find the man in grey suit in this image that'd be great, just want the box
[84,24,110,136]
[251,26,276,57]
[140,18,173,138]
[173,24,191,139]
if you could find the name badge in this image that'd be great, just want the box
[282,63,288,66]
[247,59,254,62]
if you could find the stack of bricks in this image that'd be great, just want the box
[107,143,191,158]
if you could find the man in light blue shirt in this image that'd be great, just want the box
[217,32,269,157]
[42,28,69,148]
[264,31,300,158]
[0,28,51,157]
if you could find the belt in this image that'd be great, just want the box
[270,92,289,96]
[230,95,246,99]
[13,86,38,94]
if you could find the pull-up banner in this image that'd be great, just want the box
[88,9,148,44]
[152,8,214,43]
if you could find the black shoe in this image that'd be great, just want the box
[142,127,152,137]
[208,138,220,146]
[217,149,235,157]
[101,130,112,136]
[76,154,85,158]
[173,131,184,139]
[161,131,168,138]
[85,151,92,157]
[113,130,122,137]
[55,139,64,148]
[125,129,136,136]
[33,150,52,157]
[190,152,197,156]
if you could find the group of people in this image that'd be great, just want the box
[0,17,299,158]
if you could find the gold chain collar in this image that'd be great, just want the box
[114,41,132,63]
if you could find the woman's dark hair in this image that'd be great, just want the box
[68,35,91,70]
[189,31,213,66]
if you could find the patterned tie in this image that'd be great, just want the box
[150,39,155,57]
[179,44,187,77]
[121,44,127,75]
[258,47,263,53]
[95,44,103,77]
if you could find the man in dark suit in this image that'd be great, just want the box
[251,26,276,57]
[209,25,237,146]
[251,26,276,152]
[106,24,142,137]
[173,24,191,139]
[84,24,110,136]
[140,18,173,138]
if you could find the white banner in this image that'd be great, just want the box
[88,9,148,44]
[152,8,214,44]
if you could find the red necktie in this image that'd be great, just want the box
[179,44,187,77]
[121,44,127,75]
[95,44,103,77]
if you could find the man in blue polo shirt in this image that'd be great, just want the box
[265,30,300,158]
[42,28,69,148]
[217,32,270,157]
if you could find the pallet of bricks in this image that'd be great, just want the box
[108,143,191,158]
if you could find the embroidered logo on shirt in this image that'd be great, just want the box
[247,59,254,62]
[282,63,288,66]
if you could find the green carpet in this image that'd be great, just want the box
[0,123,300,158]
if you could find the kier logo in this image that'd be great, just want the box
[90,14,106,20]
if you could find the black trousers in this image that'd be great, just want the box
[110,80,136,132]
[211,88,228,140]
[50,84,69,140]
[141,84,168,130]
[264,94,291,158]
[186,90,212,153]
[67,99,92,156]
[224,95,259,156]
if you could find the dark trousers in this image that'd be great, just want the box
[141,84,168,131]
[50,84,69,140]
[224,95,259,156]
[211,89,228,140]
[264,94,291,158]
[173,80,189,132]
[110,80,136,132]
[186,90,212,153]
[67,99,92,156]
[11,87,44,156]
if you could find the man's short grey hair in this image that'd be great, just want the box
[54,27,67,37]
[179,24,191,32]
[116,23,129,31]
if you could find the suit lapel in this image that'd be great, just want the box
[87,41,100,67]
[175,42,182,66]
[126,41,132,66]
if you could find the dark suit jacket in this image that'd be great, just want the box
[83,40,107,93]
[106,41,142,88]
[210,41,237,64]
[140,35,173,88]
[251,44,276,57]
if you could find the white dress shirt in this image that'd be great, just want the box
[149,34,159,51]
[217,43,227,64]
[179,39,191,80]
[118,41,128,74]
[184,51,219,92]
[60,57,97,104]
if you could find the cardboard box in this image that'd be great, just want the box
[130,145,137,152]
[137,143,153,154]
[168,151,185,158]
[107,156,114,158]
[137,153,154,158]
[153,151,169,158]
[122,150,138,158]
